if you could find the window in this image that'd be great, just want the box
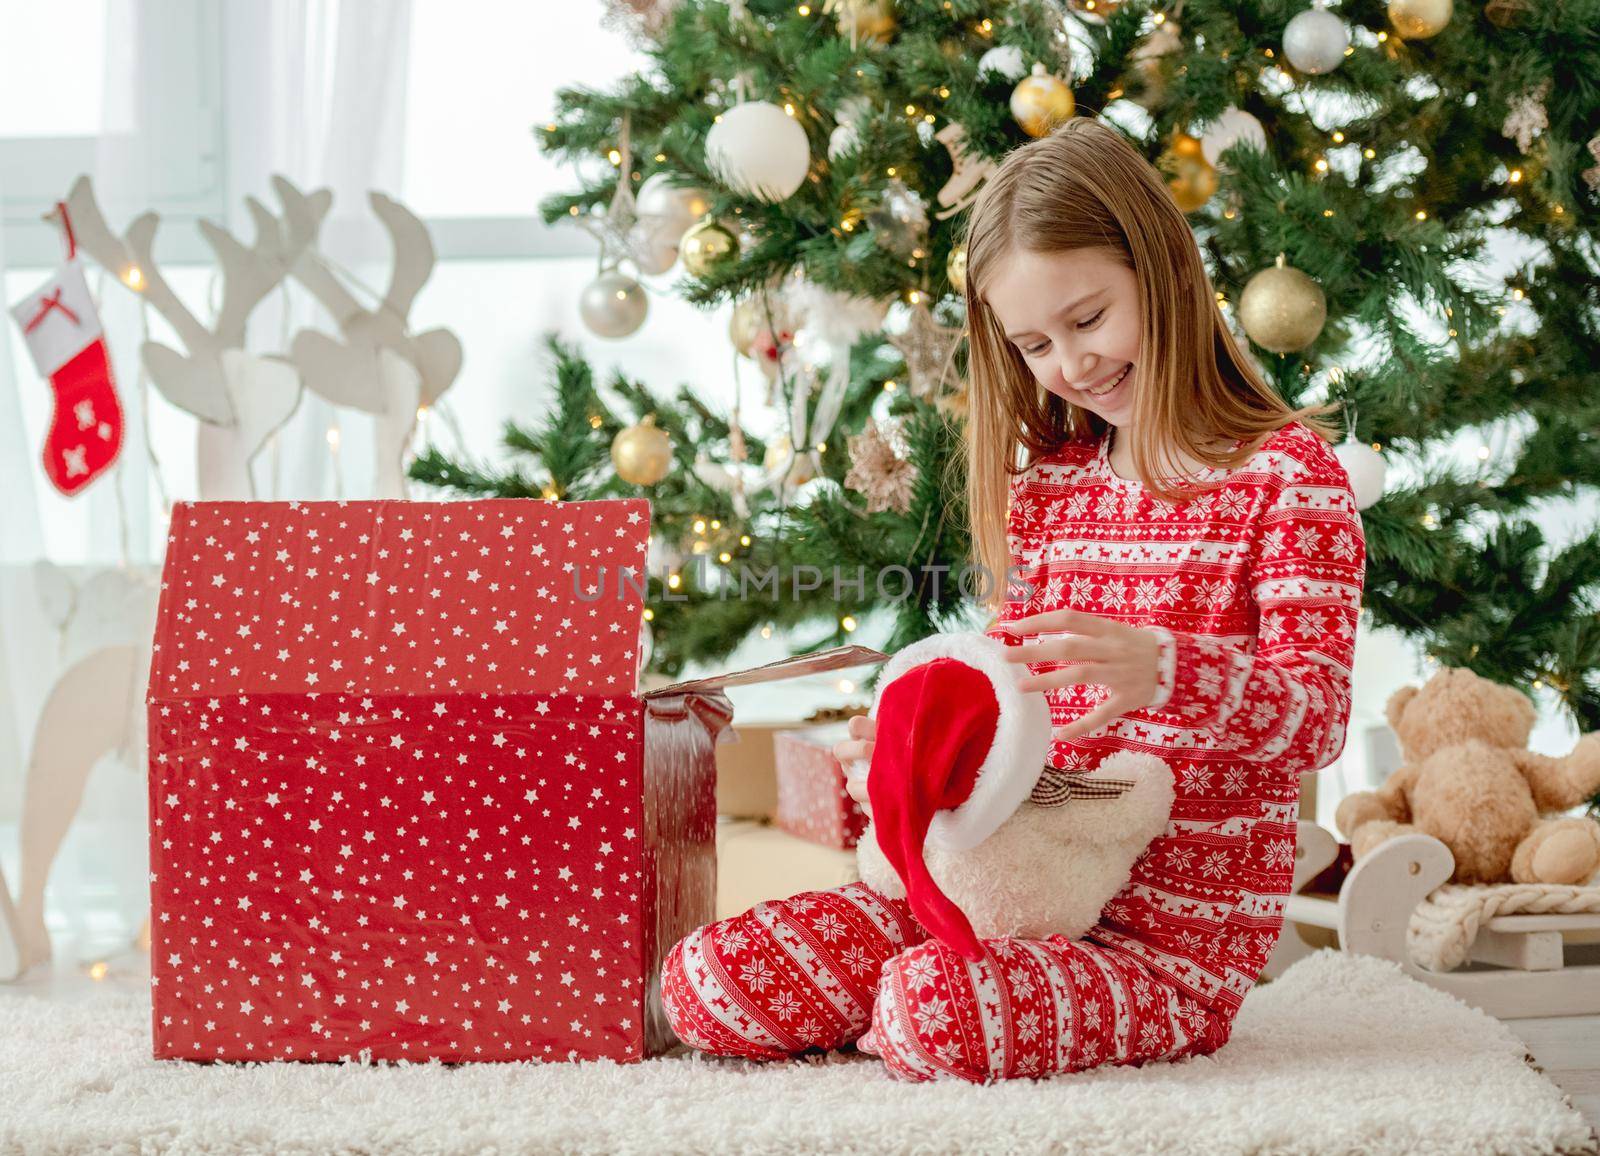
[403,0,650,258]
[0,0,223,268]
[0,3,107,139]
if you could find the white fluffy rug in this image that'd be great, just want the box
[2,951,1593,1156]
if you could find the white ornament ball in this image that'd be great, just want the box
[636,617,654,682]
[579,271,649,339]
[705,101,812,202]
[1283,7,1350,74]
[1333,437,1387,509]
[1200,107,1268,168]
[828,97,872,160]
[977,44,1027,82]
[829,121,861,161]
[635,174,711,237]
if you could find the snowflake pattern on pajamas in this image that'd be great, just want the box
[658,880,1230,1083]
[998,421,1366,1013]
[660,883,928,1060]
[659,421,1365,1081]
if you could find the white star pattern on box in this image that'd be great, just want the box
[150,690,648,1060]
[151,501,648,698]
[146,498,695,1063]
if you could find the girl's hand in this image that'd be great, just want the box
[999,609,1163,741]
[833,714,875,819]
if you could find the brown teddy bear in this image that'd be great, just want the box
[1335,666,1600,885]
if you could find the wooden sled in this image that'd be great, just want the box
[1263,822,1600,1019]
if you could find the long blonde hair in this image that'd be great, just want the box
[962,119,1338,610]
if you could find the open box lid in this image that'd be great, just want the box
[148,498,651,699]
[642,643,888,699]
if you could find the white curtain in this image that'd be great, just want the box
[0,165,45,823]
[221,0,414,503]
[0,0,414,962]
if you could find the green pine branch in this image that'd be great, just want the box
[412,0,1600,726]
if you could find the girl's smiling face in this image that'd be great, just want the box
[982,246,1143,426]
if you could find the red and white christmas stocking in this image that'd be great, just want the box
[9,256,124,496]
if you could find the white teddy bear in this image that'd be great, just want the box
[845,631,1174,953]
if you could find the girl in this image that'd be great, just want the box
[659,119,1366,1083]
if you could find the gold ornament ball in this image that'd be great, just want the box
[1238,258,1327,354]
[1388,0,1452,38]
[935,384,969,420]
[764,435,815,487]
[1170,131,1206,160]
[1010,65,1075,138]
[947,243,968,294]
[1067,0,1123,18]
[1129,22,1182,109]
[1163,133,1218,213]
[1483,0,1532,27]
[836,0,895,42]
[679,217,738,278]
[612,415,674,486]
[729,297,765,355]
[763,435,790,474]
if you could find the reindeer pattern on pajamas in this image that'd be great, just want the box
[659,422,1366,1082]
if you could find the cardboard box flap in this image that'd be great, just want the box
[643,644,887,698]
[148,498,651,698]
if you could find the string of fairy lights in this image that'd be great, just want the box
[538,0,1583,672]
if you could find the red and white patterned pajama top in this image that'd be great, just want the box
[661,420,1367,1082]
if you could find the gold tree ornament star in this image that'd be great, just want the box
[887,303,964,398]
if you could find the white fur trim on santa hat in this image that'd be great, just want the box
[848,631,1053,853]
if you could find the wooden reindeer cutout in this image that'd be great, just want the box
[0,562,157,980]
[60,175,316,498]
[272,176,463,498]
[61,175,459,500]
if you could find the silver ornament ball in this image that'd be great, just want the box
[627,221,680,275]
[580,271,649,339]
[635,174,711,235]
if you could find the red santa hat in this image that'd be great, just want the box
[850,632,1054,960]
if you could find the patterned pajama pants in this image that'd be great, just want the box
[659,881,1234,1084]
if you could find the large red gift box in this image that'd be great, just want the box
[146,497,881,1063]
[773,725,868,850]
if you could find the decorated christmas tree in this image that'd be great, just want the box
[412,0,1600,730]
